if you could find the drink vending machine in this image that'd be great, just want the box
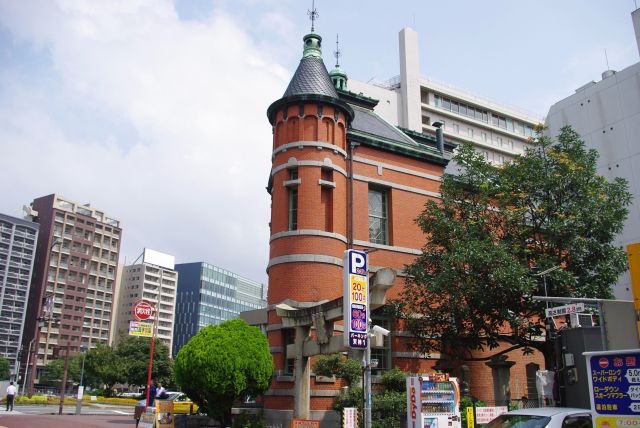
[407,373,461,428]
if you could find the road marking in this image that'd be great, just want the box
[112,410,130,415]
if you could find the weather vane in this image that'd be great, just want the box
[334,34,341,67]
[308,0,319,32]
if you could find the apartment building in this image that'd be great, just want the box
[172,262,266,357]
[22,194,121,384]
[0,213,39,380]
[348,27,542,167]
[114,249,178,355]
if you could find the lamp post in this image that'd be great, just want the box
[22,338,36,395]
[75,346,87,415]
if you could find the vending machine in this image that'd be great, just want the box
[407,373,461,428]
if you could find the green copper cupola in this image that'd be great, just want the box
[329,34,347,90]
[266,2,354,125]
[303,33,323,59]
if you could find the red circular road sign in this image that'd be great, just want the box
[133,301,154,321]
[598,357,609,368]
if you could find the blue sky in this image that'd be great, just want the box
[0,0,637,284]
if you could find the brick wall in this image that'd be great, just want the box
[266,98,544,411]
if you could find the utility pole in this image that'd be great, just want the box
[75,346,86,415]
[58,341,71,415]
[23,338,35,396]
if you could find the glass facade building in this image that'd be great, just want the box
[0,213,39,380]
[172,262,266,356]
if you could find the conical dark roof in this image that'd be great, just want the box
[283,57,338,98]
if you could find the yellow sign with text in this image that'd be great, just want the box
[466,407,474,428]
[156,400,175,428]
[596,415,640,428]
[129,321,153,337]
[349,275,367,304]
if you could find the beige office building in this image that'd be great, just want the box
[348,27,543,167]
[22,194,121,384]
[114,249,177,355]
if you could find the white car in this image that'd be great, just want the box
[484,407,592,428]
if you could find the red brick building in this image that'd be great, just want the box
[254,27,544,427]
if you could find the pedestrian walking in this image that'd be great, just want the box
[148,380,157,407]
[6,381,17,411]
[156,382,166,399]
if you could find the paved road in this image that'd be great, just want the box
[8,403,134,416]
[0,412,135,428]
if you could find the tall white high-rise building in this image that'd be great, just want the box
[0,213,39,380]
[347,27,543,167]
[114,249,178,355]
[546,7,640,299]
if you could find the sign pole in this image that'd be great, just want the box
[343,249,369,428]
[145,329,155,407]
[137,301,156,408]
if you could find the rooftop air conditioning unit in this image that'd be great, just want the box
[569,313,594,328]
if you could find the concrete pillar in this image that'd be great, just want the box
[399,27,422,133]
[486,356,516,406]
[293,325,311,419]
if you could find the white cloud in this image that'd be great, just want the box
[0,0,292,282]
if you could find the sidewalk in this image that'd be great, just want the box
[0,413,134,428]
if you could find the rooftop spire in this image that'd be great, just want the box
[329,33,347,91]
[308,0,319,33]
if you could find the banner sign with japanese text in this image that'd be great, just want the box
[291,419,320,428]
[585,349,640,428]
[129,320,153,337]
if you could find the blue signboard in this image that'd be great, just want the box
[343,250,368,349]
[588,351,640,415]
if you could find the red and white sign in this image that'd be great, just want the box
[406,376,422,427]
[134,301,154,321]
[599,357,609,368]
[343,407,358,428]
[475,407,509,424]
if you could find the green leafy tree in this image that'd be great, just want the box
[372,391,406,428]
[174,319,274,427]
[0,356,10,380]
[313,354,365,423]
[372,368,409,428]
[114,336,174,388]
[83,343,125,388]
[82,336,174,390]
[400,126,631,366]
[379,367,407,393]
[39,356,82,386]
[313,354,362,386]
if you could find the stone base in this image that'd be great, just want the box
[263,409,340,428]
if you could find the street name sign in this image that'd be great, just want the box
[545,303,585,318]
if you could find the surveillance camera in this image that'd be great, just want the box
[371,325,390,336]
